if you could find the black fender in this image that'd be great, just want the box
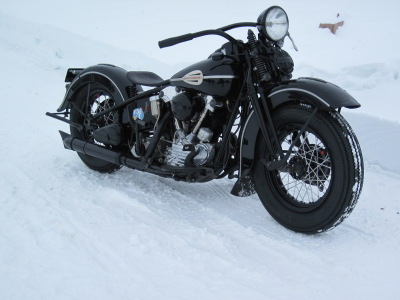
[268,77,360,110]
[230,77,360,197]
[57,64,143,122]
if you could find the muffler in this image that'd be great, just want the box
[59,131,145,170]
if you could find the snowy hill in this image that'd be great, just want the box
[1,1,399,299]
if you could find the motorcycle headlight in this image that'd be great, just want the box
[257,6,289,42]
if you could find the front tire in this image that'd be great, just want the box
[253,104,363,233]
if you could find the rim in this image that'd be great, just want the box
[276,128,332,207]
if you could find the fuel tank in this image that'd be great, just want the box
[170,56,242,97]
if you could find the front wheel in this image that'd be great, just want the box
[253,104,363,233]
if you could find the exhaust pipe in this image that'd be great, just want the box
[59,129,214,181]
[59,131,145,170]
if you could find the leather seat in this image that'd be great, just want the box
[126,71,168,87]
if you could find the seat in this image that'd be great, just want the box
[126,71,168,87]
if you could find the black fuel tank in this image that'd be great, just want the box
[170,57,241,97]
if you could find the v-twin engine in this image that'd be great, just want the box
[165,128,215,167]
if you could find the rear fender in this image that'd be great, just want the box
[57,64,143,119]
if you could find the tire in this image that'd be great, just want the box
[69,82,122,173]
[253,104,364,233]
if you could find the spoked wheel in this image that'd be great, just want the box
[70,82,122,173]
[253,104,363,233]
[279,128,332,208]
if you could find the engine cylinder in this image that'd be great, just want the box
[171,93,194,121]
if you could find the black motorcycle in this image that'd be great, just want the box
[47,6,364,233]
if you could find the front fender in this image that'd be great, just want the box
[268,77,360,110]
[57,64,142,112]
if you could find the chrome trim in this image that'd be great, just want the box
[170,75,238,82]
[58,71,126,111]
[203,75,238,79]
[268,88,330,107]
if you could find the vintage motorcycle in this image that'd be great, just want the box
[47,6,364,233]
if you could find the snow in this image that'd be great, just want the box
[1,0,400,299]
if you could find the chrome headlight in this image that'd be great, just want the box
[257,6,289,42]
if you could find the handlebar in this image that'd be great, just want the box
[158,22,258,49]
[158,33,194,48]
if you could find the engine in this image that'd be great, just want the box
[165,128,215,167]
[164,91,222,167]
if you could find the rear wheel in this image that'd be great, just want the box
[253,104,363,233]
[69,82,122,173]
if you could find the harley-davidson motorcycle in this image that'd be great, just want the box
[47,6,364,233]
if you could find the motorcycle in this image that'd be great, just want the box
[47,6,364,233]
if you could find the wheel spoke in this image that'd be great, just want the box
[278,128,332,204]
[83,92,116,146]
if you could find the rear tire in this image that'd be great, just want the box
[253,104,363,233]
[69,82,122,173]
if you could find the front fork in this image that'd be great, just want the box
[245,29,284,170]
[248,85,318,172]
[245,29,318,172]
[249,86,282,157]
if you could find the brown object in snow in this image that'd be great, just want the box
[319,21,344,34]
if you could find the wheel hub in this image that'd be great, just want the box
[288,156,307,179]
[286,145,330,193]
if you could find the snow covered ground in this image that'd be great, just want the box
[1,0,399,299]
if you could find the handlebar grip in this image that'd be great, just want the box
[158,33,194,48]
